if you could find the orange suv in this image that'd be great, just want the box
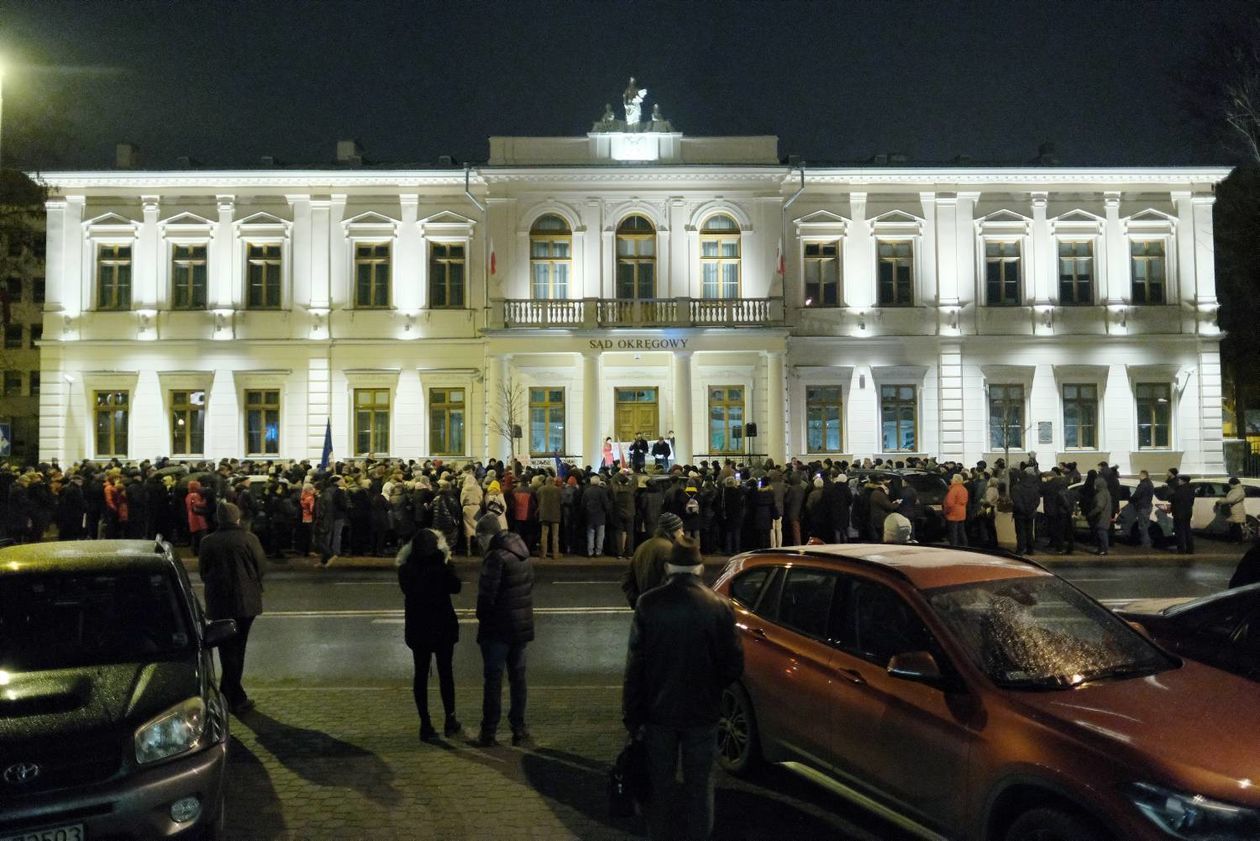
[713,544,1260,841]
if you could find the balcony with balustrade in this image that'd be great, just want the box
[488,297,785,330]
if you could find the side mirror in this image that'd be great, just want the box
[887,650,943,684]
[204,619,238,649]
[1126,620,1152,640]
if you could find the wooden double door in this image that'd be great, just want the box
[614,387,659,443]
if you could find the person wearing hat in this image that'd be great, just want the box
[198,501,265,715]
[472,513,535,748]
[398,528,463,741]
[622,536,743,841]
[621,512,685,607]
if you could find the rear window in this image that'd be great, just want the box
[0,570,193,670]
[904,475,947,505]
[730,568,772,609]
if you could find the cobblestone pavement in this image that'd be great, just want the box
[224,685,910,841]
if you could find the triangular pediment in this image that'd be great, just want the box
[1053,208,1104,225]
[868,209,922,225]
[1128,208,1177,224]
[84,211,137,227]
[235,211,289,227]
[160,211,215,227]
[793,210,849,226]
[978,209,1031,224]
[418,210,476,226]
[343,210,399,227]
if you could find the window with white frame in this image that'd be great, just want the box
[880,384,917,452]
[354,242,391,308]
[616,215,656,300]
[1058,240,1094,306]
[1135,382,1172,449]
[700,214,740,299]
[171,244,208,310]
[245,389,281,455]
[530,215,571,300]
[355,387,391,455]
[429,387,465,455]
[429,243,465,309]
[876,240,914,307]
[1130,240,1166,305]
[170,390,206,456]
[529,387,565,455]
[806,385,843,452]
[988,384,1025,449]
[804,241,841,307]
[246,243,283,309]
[1062,384,1099,449]
[984,241,1022,306]
[97,244,132,311]
[94,390,129,457]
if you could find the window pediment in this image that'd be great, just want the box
[235,211,292,238]
[419,210,476,238]
[84,212,140,236]
[976,209,1032,237]
[1125,208,1176,235]
[1051,209,1104,236]
[869,210,923,236]
[342,210,399,239]
[794,210,849,238]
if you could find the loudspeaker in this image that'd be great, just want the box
[511,424,522,439]
[744,422,758,438]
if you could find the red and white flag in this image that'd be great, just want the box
[775,236,786,277]
[489,238,497,276]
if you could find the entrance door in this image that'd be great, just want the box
[615,387,659,443]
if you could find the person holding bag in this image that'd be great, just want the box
[398,528,463,742]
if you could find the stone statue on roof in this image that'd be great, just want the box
[593,102,618,132]
[623,77,647,128]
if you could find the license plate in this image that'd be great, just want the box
[0,824,84,841]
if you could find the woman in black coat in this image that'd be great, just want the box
[398,528,463,741]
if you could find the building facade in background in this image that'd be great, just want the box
[0,208,46,463]
[34,121,1231,475]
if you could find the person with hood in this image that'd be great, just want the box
[582,474,614,557]
[867,478,898,542]
[943,474,969,546]
[472,514,535,748]
[1087,474,1112,556]
[822,473,853,543]
[185,479,210,553]
[398,528,463,742]
[460,473,484,557]
[483,480,509,532]
[1222,477,1247,543]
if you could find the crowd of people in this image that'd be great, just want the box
[0,452,1247,560]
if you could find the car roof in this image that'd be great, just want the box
[736,543,1050,591]
[0,540,174,575]
[1165,581,1260,618]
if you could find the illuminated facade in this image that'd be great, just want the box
[36,128,1231,474]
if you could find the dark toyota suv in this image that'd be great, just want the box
[0,540,233,840]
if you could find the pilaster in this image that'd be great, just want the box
[764,350,786,464]
[214,195,236,309]
[582,350,601,467]
[137,196,160,309]
[672,351,694,464]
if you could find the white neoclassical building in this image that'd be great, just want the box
[33,120,1231,475]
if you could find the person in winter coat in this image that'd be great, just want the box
[430,479,462,552]
[105,475,129,538]
[1129,471,1156,548]
[185,480,210,553]
[783,475,806,546]
[804,477,827,541]
[1229,536,1260,589]
[56,475,87,540]
[867,479,898,541]
[298,483,317,556]
[943,474,969,546]
[582,475,614,557]
[198,502,265,714]
[1087,476,1112,556]
[1172,475,1196,555]
[561,476,580,556]
[622,512,685,607]
[398,528,463,741]
[637,479,665,547]
[511,483,538,551]
[822,475,853,543]
[536,477,563,560]
[719,476,746,555]
[461,473,485,556]
[681,483,703,541]
[1011,470,1042,555]
[610,473,637,558]
[1222,477,1247,543]
[472,514,535,747]
[483,480,509,533]
[750,481,778,549]
[698,479,720,554]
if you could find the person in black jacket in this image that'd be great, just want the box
[198,502,265,715]
[821,474,852,543]
[473,514,535,747]
[1172,475,1196,555]
[1011,469,1042,555]
[623,537,743,841]
[398,528,463,741]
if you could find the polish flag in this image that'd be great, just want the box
[489,238,497,276]
[775,236,785,277]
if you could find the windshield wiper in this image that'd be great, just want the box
[1077,662,1168,684]
[997,674,1076,691]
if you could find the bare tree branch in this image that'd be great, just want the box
[486,375,527,462]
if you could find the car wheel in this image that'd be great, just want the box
[717,683,761,775]
[1004,806,1109,841]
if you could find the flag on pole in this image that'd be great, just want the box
[775,236,786,277]
[489,237,497,276]
[319,418,333,469]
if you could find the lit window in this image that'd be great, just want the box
[245,389,280,455]
[97,245,132,311]
[700,214,740,299]
[1058,241,1093,306]
[1131,240,1166,305]
[94,391,129,457]
[985,241,1021,306]
[806,386,843,452]
[880,385,917,452]
[529,388,565,455]
[988,384,1025,449]
[708,386,744,454]
[171,244,208,309]
[429,243,465,308]
[804,241,840,307]
[1063,384,1098,449]
[170,390,206,456]
[530,215,571,300]
[354,388,391,455]
[429,388,465,456]
[246,244,282,309]
[616,215,656,301]
[1135,382,1171,449]
[354,242,391,308]
[876,241,913,306]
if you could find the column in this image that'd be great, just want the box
[1030,192,1052,305]
[764,350,785,464]
[397,195,421,312]
[137,195,160,309]
[484,352,510,463]
[918,192,939,304]
[672,351,693,464]
[61,196,86,317]
[844,193,871,308]
[582,350,601,467]
[955,192,980,309]
[214,195,236,309]
[1191,193,1218,307]
[1103,192,1126,305]
[309,198,334,310]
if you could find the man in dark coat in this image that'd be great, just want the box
[581,475,614,558]
[473,514,535,747]
[1129,470,1156,548]
[1011,469,1042,555]
[629,433,649,473]
[398,528,462,741]
[867,479,898,541]
[1172,475,1196,555]
[198,502,265,714]
[57,475,87,540]
[821,475,852,543]
[623,537,743,841]
[651,436,671,471]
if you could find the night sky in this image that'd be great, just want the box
[0,0,1251,170]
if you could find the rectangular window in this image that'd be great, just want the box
[529,388,565,455]
[429,243,465,309]
[1131,240,1166,305]
[700,240,740,298]
[1058,240,1093,305]
[97,244,132,310]
[985,241,1022,306]
[1062,383,1098,449]
[354,242,391,308]
[5,276,21,298]
[245,389,281,455]
[246,243,282,309]
[171,244,208,309]
[708,386,745,454]
[354,388,391,455]
[876,240,913,306]
[1135,382,1172,449]
[429,387,465,456]
[530,239,570,299]
[3,325,21,349]
[170,389,206,456]
[29,372,39,397]
[3,372,21,397]
[29,325,41,348]
[988,384,1026,449]
[806,385,843,452]
[94,390,129,457]
[33,277,45,304]
[803,241,840,307]
[880,384,917,452]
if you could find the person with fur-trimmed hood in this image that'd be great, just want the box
[398,528,463,742]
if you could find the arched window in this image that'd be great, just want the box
[530,214,571,299]
[616,215,656,300]
[700,214,741,299]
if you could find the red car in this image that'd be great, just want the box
[712,544,1260,841]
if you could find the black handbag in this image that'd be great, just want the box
[609,738,650,816]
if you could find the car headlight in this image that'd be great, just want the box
[1128,782,1260,839]
[134,697,207,765]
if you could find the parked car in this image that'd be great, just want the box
[714,544,1260,841]
[847,469,949,543]
[1063,478,1175,546]
[1184,479,1260,539]
[1116,583,1260,682]
[0,539,233,840]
